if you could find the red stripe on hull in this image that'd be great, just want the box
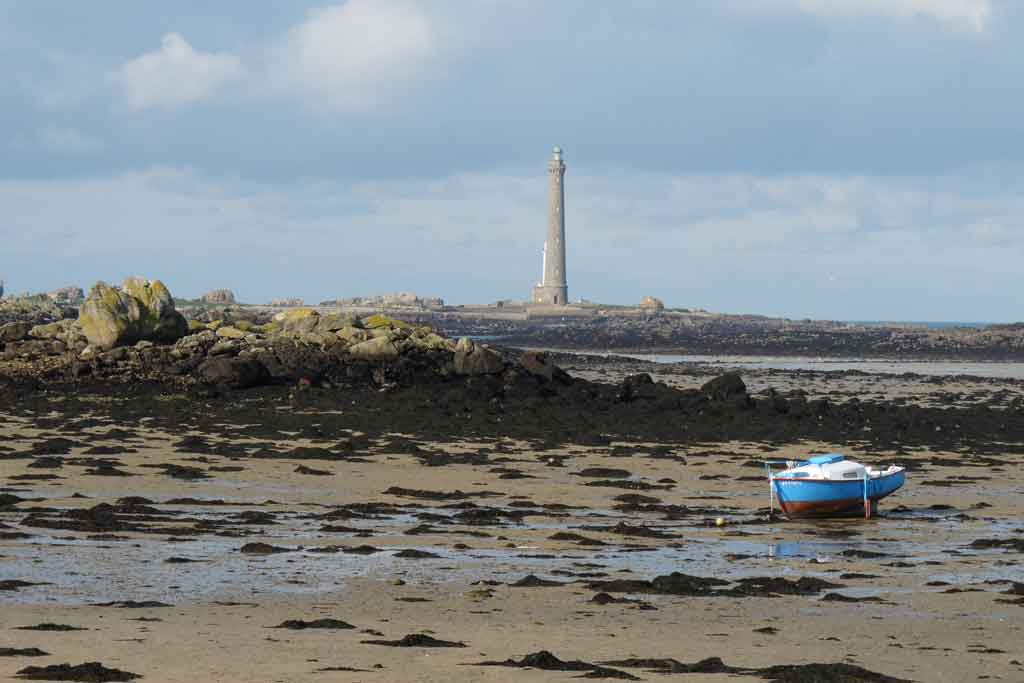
[780,498,879,519]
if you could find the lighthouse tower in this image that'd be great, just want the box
[532,146,568,305]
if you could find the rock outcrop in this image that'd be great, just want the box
[269,298,304,307]
[319,292,444,310]
[48,286,85,305]
[78,279,188,350]
[640,296,665,313]
[201,289,237,305]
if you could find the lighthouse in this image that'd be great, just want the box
[532,146,568,305]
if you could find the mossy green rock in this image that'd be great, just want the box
[278,308,319,334]
[335,326,367,344]
[28,321,70,340]
[123,277,174,324]
[215,326,247,339]
[420,333,454,351]
[79,282,141,350]
[362,314,411,330]
[78,278,188,350]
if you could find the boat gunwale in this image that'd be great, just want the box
[771,467,905,484]
[771,471,904,484]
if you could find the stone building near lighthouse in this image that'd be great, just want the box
[532,146,568,305]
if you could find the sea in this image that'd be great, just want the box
[575,352,1024,380]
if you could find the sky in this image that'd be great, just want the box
[1,0,1021,321]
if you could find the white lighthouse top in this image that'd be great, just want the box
[552,146,563,161]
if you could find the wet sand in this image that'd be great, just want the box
[2,376,1023,683]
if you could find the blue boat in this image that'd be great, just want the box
[766,454,906,519]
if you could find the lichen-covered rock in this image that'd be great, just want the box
[415,332,454,352]
[348,336,400,361]
[215,326,246,339]
[29,321,71,340]
[454,338,505,375]
[276,308,319,334]
[363,314,411,330]
[316,313,360,333]
[78,282,141,350]
[335,326,368,344]
[78,279,188,350]
[0,321,32,343]
[122,277,186,343]
[296,331,339,346]
[175,330,217,354]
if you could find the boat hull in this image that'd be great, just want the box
[772,470,905,519]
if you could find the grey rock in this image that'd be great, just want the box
[349,336,400,361]
[198,356,269,389]
[454,339,505,375]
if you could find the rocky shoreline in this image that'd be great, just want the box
[2,283,1024,454]
[432,312,1024,361]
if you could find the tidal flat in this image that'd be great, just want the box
[1,360,1022,682]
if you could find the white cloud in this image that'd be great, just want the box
[108,33,244,111]
[275,0,437,111]
[793,0,991,32]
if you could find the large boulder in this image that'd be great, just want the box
[454,338,506,376]
[348,336,400,361]
[700,372,747,401]
[78,282,141,350]
[316,313,360,333]
[78,278,188,350]
[276,308,320,335]
[122,277,186,342]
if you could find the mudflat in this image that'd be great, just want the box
[1,364,1022,683]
